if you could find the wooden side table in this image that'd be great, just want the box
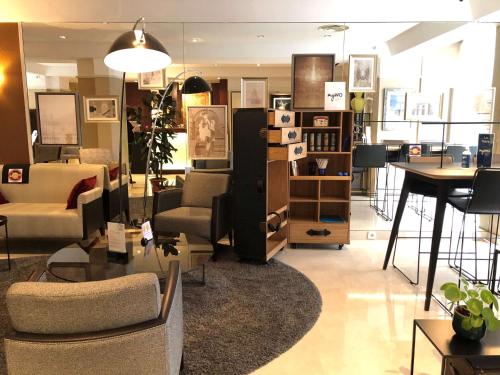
[411,319,500,374]
[0,215,11,270]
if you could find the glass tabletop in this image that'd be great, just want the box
[46,230,214,282]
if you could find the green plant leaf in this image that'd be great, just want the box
[462,317,472,330]
[466,298,483,316]
[487,316,500,332]
[460,291,468,301]
[443,284,461,303]
[441,282,458,291]
[467,290,479,298]
[481,289,499,311]
[471,316,484,328]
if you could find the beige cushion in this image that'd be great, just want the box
[0,164,105,204]
[0,203,82,238]
[155,206,212,239]
[79,148,113,165]
[6,273,162,334]
[181,172,230,208]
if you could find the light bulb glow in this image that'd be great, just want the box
[104,48,171,73]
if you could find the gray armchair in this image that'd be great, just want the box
[4,261,183,375]
[152,172,232,259]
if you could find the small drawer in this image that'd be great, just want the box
[268,127,302,145]
[268,142,307,162]
[289,223,349,244]
[268,110,295,127]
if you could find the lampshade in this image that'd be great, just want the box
[182,76,211,94]
[104,30,171,73]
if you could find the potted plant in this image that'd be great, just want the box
[441,278,500,340]
[138,87,178,192]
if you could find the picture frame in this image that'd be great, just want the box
[405,92,443,121]
[291,54,335,110]
[348,54,378,93]
[138,69,166,90]
[35,92,81,145]
[182,91,211,128]
[187,105,228,160]
[270,93,291,110]
[241,77,268,108]
[382,88,409,131]
[84,96,120,123]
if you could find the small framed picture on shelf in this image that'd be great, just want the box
[313,116,329,127]
[138,69,166,90]
[348,54,378,93]
[241,77,268,108]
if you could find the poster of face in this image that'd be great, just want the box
[349,55,377,92]
[241,78,268,108]
[188,106,228,160]
[84,96,119,122]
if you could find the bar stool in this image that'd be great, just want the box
[447,168,500,289]
[0,215,11,270]
[352,144,390,220]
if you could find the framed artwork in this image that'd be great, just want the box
[270,93,291,110]
[230,91,241,110]
[405,92,443,121]
[182,91,211,127]
[84,96,120,123]
[474,88,496,116]
[35,92,81,145]
[187,105,228,160]
[292,54,335,110]
[348,54,378,93]
[138,69,166,90]
[382,88,408,130]
[241,78,268,108]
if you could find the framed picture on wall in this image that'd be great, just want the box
[382,88,409,130]
[273,97,292,110]
[348,54,378,93]
[187,105,228,160]
[84,96,120,123]
[138,69,166,90]
[182,91,211,127]
[241,78,268,108]
[405,92,443,121]
[35,92,81,145]
[292,54,335,110]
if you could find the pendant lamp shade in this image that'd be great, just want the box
[182,76,212,94]
[104,30,171,73]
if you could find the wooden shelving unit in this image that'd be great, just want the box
[288,110,354,248]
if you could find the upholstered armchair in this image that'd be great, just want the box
[4,261,183,375]
[152,172,232,259]
[79,148,130,222]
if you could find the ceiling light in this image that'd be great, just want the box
[217,76,221,80]
[318,24,349,33]
[58,35,67,40]
[256,63,261,67]
[257,34,265,39]
[323,34,332,38]
[191,37,202,43]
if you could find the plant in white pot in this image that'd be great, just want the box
[441,278,500,340]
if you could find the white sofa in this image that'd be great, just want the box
[0,164,105,240]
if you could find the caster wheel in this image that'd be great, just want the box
[338,244,344,250]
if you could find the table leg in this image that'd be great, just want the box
[424,182,448,311]
[410,320,416,375]
[383,174,411,269]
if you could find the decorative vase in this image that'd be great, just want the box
[452,306,486,341]
[350,92,365,113]
[150,178,166,193]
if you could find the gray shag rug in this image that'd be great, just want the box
[0,252,322,375]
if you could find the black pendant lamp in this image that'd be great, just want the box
[182,75,211,94]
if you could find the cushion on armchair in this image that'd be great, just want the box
[155,206,212,239]
[181,172,230,208]
[66,176,97,209]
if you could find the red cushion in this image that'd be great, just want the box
[0,191,9,205]
[66,176,97,209]
[109,166,119,181]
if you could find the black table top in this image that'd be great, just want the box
[416,319,500,358]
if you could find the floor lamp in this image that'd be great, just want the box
[104,17,171,223]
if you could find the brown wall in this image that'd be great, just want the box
[0,23,31,164]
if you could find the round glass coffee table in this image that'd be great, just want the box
[46,230,213,284]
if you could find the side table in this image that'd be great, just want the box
[411,319,500,374]
[0,215,11,270]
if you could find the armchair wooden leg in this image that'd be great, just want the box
[211,241,219,261]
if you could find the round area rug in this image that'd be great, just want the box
[0,253,322,375]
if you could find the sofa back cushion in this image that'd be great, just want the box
[181,172,230,208]
[0,164,105,203]
[6,273,162,334]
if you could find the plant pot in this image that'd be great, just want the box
[150,178,166,193]
[452,306,486,341]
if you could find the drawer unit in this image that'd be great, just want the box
[267,110,295,127]
[268,127,302,145]
[268,142,307,162]
[289,223,349,244]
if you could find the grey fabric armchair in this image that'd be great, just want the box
[152,172,232,259]
[4,261,183,375]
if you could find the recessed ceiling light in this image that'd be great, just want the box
[257,34,265,39]
[323,34,332,38]
[213,63,218,67]
[58,35,67,40]
[256,63,261,67]
[217,76,221,80]
[191,37,202,43]
[318,24,349,33]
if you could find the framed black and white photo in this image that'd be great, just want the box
[241,78,268,108]
[292,54,335,110]
[270,93,291,110]
[188,105,228,160]
[84,96,120,123]
[349,55,377,93]
[35,92,81,145]
[138,69,166,90]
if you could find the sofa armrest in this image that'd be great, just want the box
[211,191,232,243]
[152,189,182,217]
[77,187,103,217]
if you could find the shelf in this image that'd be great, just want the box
[290,176,351,181]
[266,238,287,260]
[321,196,350,202]
[290,197,318,202]
[307,152,350,155]
[301,127,341,130]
